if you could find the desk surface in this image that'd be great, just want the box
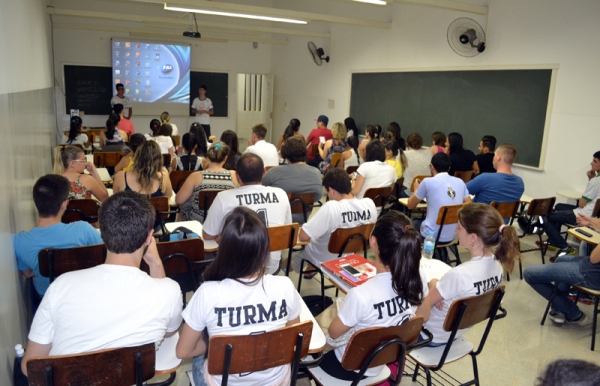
[165,221,218,252]
[567,226,600,245]
[557,189,583,200]
[155,332,182,373]
[398,197,427,209]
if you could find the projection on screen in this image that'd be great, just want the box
[111,40,190,105]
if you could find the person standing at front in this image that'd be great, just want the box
[191,85,214,138]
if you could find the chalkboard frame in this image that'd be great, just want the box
[63,63,113,116]
[189,70,229,118]
[348,65,557,170]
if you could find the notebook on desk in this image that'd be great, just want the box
[321,254,376,288]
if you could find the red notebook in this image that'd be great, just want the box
[321,254,376,287]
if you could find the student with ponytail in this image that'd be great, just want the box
[160,111,178,135]
[171,132,203,171]
[319,211,430,380]
[62,116,90,148]
[424,203,520,345]
[277,118,304,151]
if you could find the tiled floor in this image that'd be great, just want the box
[158,209,600,386]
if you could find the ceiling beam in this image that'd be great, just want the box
[393,0,488,15]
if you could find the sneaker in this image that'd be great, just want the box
[550,247,577,262]
[548,311,565,324]
[566,313,588,324]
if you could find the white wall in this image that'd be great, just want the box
[0,0,54,384]
[271,0,600,202]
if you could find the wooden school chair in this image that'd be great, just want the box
[288,192,317,224]
[330,152,343,168]
[517,197,556,279]
[490,201,521,280]
[38,244,106,284]
[206,321,313,386]
[149,196,179,235]
[454,170,475,183]
[162,154,171,169]
[410,175,431,194]
[93,151,125,168]
[26,343,160,386]
[169,170,194,193]
[197,190,223,221]
[308,317,431,386]
[172,135,181,147]
[346,165,359,175]
[432,204,466,266]
[268,223,300,276]
[364,186,393,217]
[409,286,506,386]
[61,198,99,225]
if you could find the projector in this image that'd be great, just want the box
[183,31,201,38]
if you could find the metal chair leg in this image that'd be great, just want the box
[541,285,559,325]
[297,260,305,292]
[592,296,599,351]
[412,363,419,382]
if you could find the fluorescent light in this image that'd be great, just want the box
[354,0,387,4]
[164,4,308,25]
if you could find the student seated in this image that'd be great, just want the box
[62,116,91,149]
[244,123,279,168]
[403,133,433,197]
[114,133,146,173]
[112,141,173,199]
[320,211,429,380]
[150,123,175,157]
[446,132,476,177]
[14,175,103,299]
[357,125,379,162]
[21,191,182,375]
[160,111,178,135]
[53,145,108,202]
[262,136,323,224]
[318,122,349,174]
[351,140,396,200]
[423,203,519,345]
[429,131,446,155]
[172,132,203,171]
[99,113,127,150]
[306,115,333,167]
[190,122,210,160]
[113,103,135,136]
[382,134,406,179]
[220,130,241,170]
[176,142,236,223]
[473,135,497,175]
[277,118,305,151]
[176,207,302,386]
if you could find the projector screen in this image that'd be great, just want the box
[111,39,190,115]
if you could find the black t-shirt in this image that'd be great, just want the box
[476,153,496,174]
[449,149,476,176]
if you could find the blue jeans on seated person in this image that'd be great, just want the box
[523,255,585,320]
[192,355,209,386]
[545,203,577,249]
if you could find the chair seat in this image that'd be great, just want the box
[409,337,474,367]
[308,360,391,386]
[574,285,600,297]
[436,238,458,248]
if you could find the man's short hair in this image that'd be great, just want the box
[113,103,124,115]
[594,151,600,160]
[365,139,386,162]
[236,153,264,184]
[251,124,267,140]
[481,135,497,151]
[33,175,70,218]
[323,168,351,195]
[99,191,155,254]
[281,137,307,163]
[497,144,517,165]
[431,152,451,173]
[200,84,207,91]
[115,83,124,91]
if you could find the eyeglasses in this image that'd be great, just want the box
[72,159,87,163]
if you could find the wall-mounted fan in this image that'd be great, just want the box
[308,42,330,66]
[447,18,486,57]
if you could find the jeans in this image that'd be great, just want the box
[192,355,209,386]
[523,255,585,319]
[545,203,577,249]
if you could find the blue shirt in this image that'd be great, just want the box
[467,173,524,205]
[14,221,103,295]
[415,173,469,242]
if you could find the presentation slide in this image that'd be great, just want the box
[111,39,190,109]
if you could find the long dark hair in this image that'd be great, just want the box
[447,132,464,154]
[189,123,208,157]
[283,118,301,141]
[68,116,83,143]
[204,207,270,285]
[221,130,240,170]
[366,125,379,140]
[371,211,423,306]
[149,119,161,136]
[344,117,359,142]
[106,113,120,139]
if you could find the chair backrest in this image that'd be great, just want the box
[62,199,99,224]
[592,199,600,218]
[93,151,125,168]
[207,321,312,376]
[172,135,181,147]
[265,166,275,171]
[435,204,465,227]
[169,170,194,193]
[162,154,171,169]
[526,197,556,216]
[490,201,519,219]
[309,143,319,158]
[149,196,171,221]
[288,193,316,215]
[198,190,223,218]
[38,244,106,283]
[328,223,375,257]
[454,170,474,183]
[267,223,300,252]
[364,186,393,208]
[346,165,359,175]
[154,238,206,275]
[26,343,156,386]
[411,175,431,193]
[443,286,506,332]
[341,317,423,371]
[390,177,404,198]
[331,152,342,168]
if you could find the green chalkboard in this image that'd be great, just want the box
[350,69,553,168]
[190,71,228,117]
[64,65,113,115]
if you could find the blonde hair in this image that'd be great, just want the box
[160,111,170,123]
[496,144,517,165]
[131,141,163,193]
[331,122,347,141]
[53,145,83,174]
[207,141,230,163]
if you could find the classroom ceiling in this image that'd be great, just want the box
[48,0,489,45]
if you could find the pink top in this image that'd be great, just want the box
[119,118,135,135]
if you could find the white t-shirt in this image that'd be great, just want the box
[355,161,397,199]
[192,97,213,125]
[182,275,302,386]
[303,198,377,265]
[574,175,600,216]
[415,172,469,242]
[336,271,428,376]
[110,95,132,110]
[403,147,433,194]
[203,185,292,273]
[29,264,182,355]
[170,123,179,136]
[151,135,174,154]
[344,149,360,168]
[244,140,280,168]
[62,133,88,146]
[425,255,503,343]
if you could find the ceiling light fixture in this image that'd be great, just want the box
[164,4,308,25]
[354,0,387,5]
